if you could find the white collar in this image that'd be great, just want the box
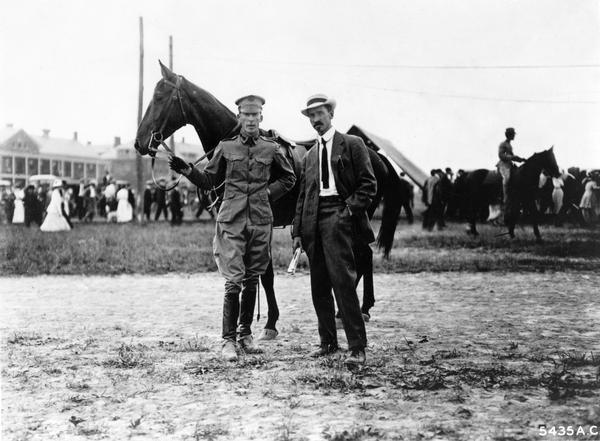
[318,126,336,143]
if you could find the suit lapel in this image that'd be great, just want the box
[331,131,345,189]
[308,140,320,188]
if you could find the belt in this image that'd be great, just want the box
[319,195,341,202]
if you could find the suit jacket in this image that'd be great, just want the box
[293,131,377,246]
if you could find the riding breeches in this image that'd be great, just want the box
[498,163,512,205]
[213,219,272,284]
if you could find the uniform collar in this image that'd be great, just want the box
[240,132,260,146]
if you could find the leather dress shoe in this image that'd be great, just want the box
[345,348,366,366]
[309,344,340,358]
[238,334,263,354]
[221,340,238,362]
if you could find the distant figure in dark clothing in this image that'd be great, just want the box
[398,172,414,224]
[154,180,168,221]
[422,169,445,231]
[24,185,42,227]
[102,170,112,187]
[143,184,153,221]
[2,189,15,224]
[169,182,183,225]
[127,185,136,221]
[83,182,98,222]
[76,180,86,220]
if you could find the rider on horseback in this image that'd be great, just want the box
[497,127,525,207]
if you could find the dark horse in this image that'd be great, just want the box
[134,61,407,331]
[462,147,560,239]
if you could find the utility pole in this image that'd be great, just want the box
[136,16,144,221]
[169,35,175,156]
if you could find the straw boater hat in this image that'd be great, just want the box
[301,94,337,116]
[51,179,63,189]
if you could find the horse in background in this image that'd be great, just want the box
[134,61,408,330]
[458,169,502,234]
[462,147,560,239]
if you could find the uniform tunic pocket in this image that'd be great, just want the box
[252,156,273,182]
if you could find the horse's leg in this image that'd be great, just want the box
[505,202,516,238]
[466,197,478,236]
[260,259,279,332]
[525,198,542,241]
[404,200,414,224]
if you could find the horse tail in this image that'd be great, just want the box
[375,153,405,259]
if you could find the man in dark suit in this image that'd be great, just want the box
[169,180,183,225]
[154,180,169,221]
[292,94,377,366]
[143,184,153,221]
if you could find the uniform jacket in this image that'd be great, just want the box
[187,133,295,225]
[293,131,377,245]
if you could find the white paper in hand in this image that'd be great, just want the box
[287,248,301,275]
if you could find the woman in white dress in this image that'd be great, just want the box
[40,180,71,232]
[116,184,133,223]
[551,176,564,215]
[12,185,25,224]
[580,177,599,223]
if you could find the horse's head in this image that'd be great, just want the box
[524,146,560,179]
[134,61,190,156]
[539,146,560,178]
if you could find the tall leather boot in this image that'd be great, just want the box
[238,276,262,353]
[223,280,241,343]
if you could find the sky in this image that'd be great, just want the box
[1,0,599,172]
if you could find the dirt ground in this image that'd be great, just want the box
[1,271,600,441]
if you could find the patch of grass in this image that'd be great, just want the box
[66,381,90,391]
[2,221,599,275]
[103,343,152,369]
[293,366,364,392]
[541,365,600,401]
[7,331,52,346]
[158,334,211,352]
[77,426,105,437]
[322,425,385,441]
[128,415,143,429]
[556,351,600,368]
[435,348,463,359]
[192,422,229,441]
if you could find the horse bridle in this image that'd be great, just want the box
[145,75,230,219]
[147,76,218,192]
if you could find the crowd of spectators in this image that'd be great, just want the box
[0,171,218,228]
[1,167,599,230]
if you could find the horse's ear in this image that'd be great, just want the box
[550,145,554,151]
[159,60,174,80]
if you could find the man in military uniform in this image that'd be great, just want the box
[497,127,525,206]
[169,95,296,361]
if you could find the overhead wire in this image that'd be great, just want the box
[203,56,600,70]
